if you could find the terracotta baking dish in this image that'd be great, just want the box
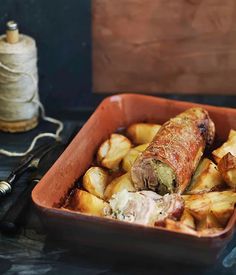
[32,94,236,264]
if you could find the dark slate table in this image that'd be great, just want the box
[0,112,236,275]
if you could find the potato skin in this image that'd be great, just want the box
[197,228,223,236]
[97,134,131,169]
[183,191,236,226]
[187,158,224,194]
[122,143,149,172]
[83,167,109,199]
[183,193,211,221]
[68,190,108,216]
[104,172,135,200]
[164,219,197,235]
[126,123,161,144]
[212,130,236,164]
[197,213,221,231]
[180,210,195,229]
[218,152,236,189]
[209,191,236,226]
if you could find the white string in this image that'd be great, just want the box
[0,35,64,157]
[0,60,37,103]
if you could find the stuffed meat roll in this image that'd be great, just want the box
[131,107,215,195]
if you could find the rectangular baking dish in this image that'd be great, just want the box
[32,94,236,264]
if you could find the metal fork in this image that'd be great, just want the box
[0,142,59,196]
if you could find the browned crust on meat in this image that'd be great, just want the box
[131,107,215,194]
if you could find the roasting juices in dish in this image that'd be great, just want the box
[63,107,236,236]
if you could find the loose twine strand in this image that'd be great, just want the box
[0,35,64,157]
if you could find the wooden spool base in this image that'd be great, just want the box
[0,116,38,133]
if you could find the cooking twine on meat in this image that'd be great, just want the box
[0,34,63,156]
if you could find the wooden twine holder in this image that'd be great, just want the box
[0,21,38,133]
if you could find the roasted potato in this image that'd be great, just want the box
[68,189,108,216]
[197,228,223,236]
[187,158,223,194]
[197,213,221,230]
[164,219,197,235]
[122,143,149,172]
[183,191,236,226]
[229,129,236,139]
[180,210,195,229]
[212,129,236,163]
[218,152,236,189]
[83,167,109,199]
[104,172,135,200]
[97,134,131,169]
[208,191,236,226]
[183,193,211,221]
[126,123,161,145]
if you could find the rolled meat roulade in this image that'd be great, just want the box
[131,107,215,195]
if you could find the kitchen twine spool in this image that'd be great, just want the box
[0,21,63,157]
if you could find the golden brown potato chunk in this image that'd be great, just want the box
[218,152,236,189]
[208,191,236,226]
[229,130,236,139]
[97,134,131,169]
[187,158,223,194]
[180,210,195,229]
[68,190,108,216]
[126,123,161,145]
[183,191,236,226]
[122,143,149,172]
[197,228,223,236]
[212,129,236,164]
[197,213,221,231]
[104,172,135,200]
[83,167,109,199]
[164,219,197,235]
[183,193,211,221]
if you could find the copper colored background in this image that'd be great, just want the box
[93,0,236,94]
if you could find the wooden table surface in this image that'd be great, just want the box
[0,118,235,275]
